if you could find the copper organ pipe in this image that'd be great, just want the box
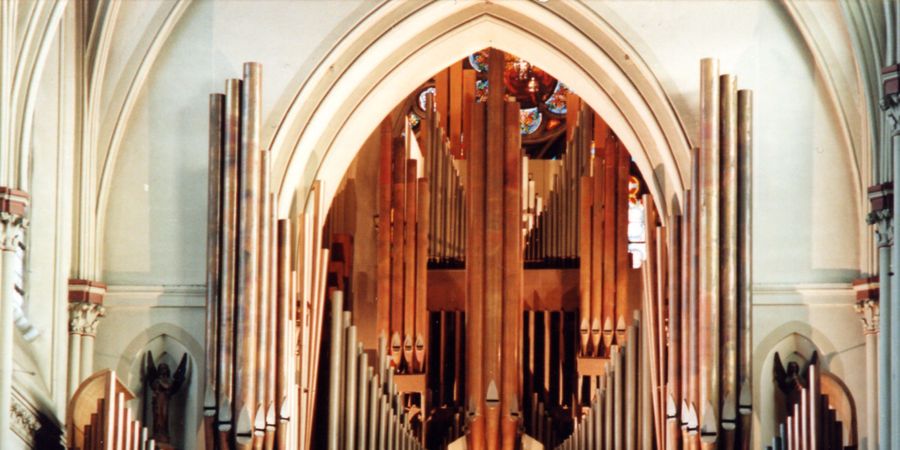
[737,89,754,450]
[377,118,393,341]
[719,73,739,446]
[415,178,429,372]
[218,77,241,447]
[667,216,683,450]
[265,193,277,450]
[697,57,720,448]
[275,220,291,450]
[234,62,262,450]
[403,160,417,371]
[579,176,593,355]
[254,150,271,450]
[206,93,224,449]
[466,93,487,450]
[500,99,523,450]
[591,150,603,356]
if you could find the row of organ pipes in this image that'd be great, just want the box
[766,362,852,450]
[67,370,158,450]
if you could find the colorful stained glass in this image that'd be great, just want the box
[545,82,569,115]
[520,107,542,135]
[418,86,436,111]
[408,112,420,129]
[469,51,488,72]
[475,79,488,103]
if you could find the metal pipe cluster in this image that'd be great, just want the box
[325,291,425,450]
[206,63,305,450]
[575,114,631,358]
[765,363,850,450]
[524,103,595,263]
[552,317,644,450]
[422,93,465,264]
[644,58,754,450]
[376,116,431,377]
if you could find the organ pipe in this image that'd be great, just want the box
[206,63,333,450]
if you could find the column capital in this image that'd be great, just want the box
[0,188,29,251]
[867,183,893,247]
[68,279,107,336]
[853,276,879,335]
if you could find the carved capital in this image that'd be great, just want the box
[0,188,29,251]
[870,212,894,247]
[882,93,900,132]
[68,301,105,336]
[853,277,880,334]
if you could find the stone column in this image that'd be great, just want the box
[867,183,892,450]
[883,63,900,450]
[67,279,106,394]
[0,188,28,446]
[854,278,880,450]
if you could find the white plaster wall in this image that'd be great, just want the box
[96,0,866,448]
[102,0,372,285]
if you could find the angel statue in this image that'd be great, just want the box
[145,352,189,446]
[773,350,818,423]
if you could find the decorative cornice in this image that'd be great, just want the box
[68,301,106,336]
[883,65,900,131]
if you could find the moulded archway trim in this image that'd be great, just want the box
[269,0,693,220]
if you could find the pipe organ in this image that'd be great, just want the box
[205,63,332,450]
[766,362,855,450]
[67,370,157,450]
[644,58,754,450]
[190,54,761,450]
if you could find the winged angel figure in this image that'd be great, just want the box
[773,350,818,422]
[145,352,189,445]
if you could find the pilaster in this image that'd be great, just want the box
[0,188,27,447]
[883,61,900,450]
[66,279,106,397]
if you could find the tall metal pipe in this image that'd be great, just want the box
[465,99,486,450]
[415,179,429,372]
[625,320,637,450]
[218,78,241,443]
[344,326,359,450]
[327,291,344,449]
[697,58,721,446]
[205,93,224,449]
[719,74,739,441]
[736,89,754,450]
[255,150,272,450]
[501,99,523,450]
[235,62,262,449]
[275,220,291,450]
[667,217,682,450]
[579,176,593,355]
